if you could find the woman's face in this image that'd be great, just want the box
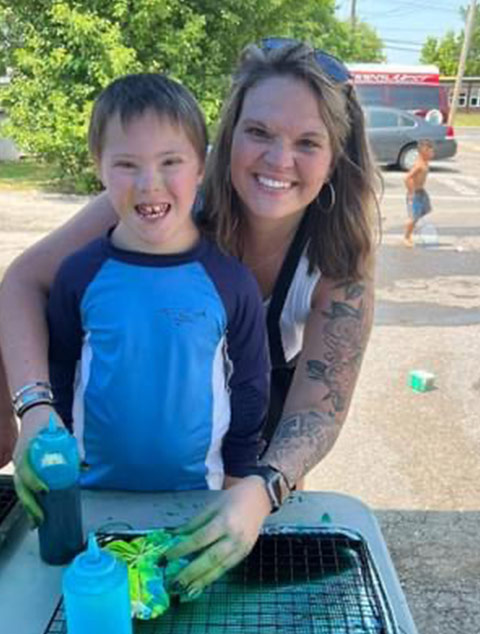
[230,75,333,224]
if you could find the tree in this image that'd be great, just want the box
[336,20,386,63]
[3,2,139,190]
[1,0,384,192]
[420,4,480,76]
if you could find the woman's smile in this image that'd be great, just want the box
[231,75,333,222]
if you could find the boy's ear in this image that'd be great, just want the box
[196,163,205,186]
[94,156,105,185]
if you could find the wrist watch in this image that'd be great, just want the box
[250,465,291,513]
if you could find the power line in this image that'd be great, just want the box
[383,44,424,52]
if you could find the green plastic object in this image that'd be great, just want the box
[408,370,435,392]
[105,530,194,620]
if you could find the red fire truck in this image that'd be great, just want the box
[347,63,449,124]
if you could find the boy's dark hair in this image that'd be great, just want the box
[418,139,434,150]
[88,73,208,163]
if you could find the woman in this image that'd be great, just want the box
[0,41,378,593]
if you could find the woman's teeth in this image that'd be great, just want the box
[135,203,170,218]
[257,175,292,190]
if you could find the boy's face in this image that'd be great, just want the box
[419,144,434,161]
[97,109,204,254]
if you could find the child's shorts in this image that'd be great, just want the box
[407,189,432,221]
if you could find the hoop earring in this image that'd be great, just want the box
[317,181,336,214]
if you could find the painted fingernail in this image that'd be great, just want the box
[170,580,187,594]
[185,585,202,600]
[27,516,38,531]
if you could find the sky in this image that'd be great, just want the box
[336,0,467,65]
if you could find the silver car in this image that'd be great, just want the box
[364,105,457,170]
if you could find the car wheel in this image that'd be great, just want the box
[398,144,418,171]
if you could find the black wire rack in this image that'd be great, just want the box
[45,528,397,634]
[0,475,23,549]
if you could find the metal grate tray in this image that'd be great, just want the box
[0,475,24,549]
[45,527,398,634]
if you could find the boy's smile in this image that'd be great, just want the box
[97,109,204,254]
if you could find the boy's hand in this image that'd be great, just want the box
[13,406,64,526]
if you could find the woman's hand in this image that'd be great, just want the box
[164,476,272,596]
[0,413,17,468]
[13,406,64,525]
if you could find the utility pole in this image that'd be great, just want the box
[350,0,357,28]
[448,0,477,126]
[350,0,357,53]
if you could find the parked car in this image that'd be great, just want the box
[363,105,457,170]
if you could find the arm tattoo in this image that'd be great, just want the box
[261,410,341,488]
[261,282,372,487]
[306,281,367,416]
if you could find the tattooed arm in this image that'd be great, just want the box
[164,273,375,594]
[261,274,375,487]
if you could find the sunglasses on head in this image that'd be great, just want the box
[260,37,352,84]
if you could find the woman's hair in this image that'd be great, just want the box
[202,43,380,280]
[88,73,208,164]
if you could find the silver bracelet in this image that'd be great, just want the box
[12,381,52,406]
[16,395,55,419]
[13,387,54,418]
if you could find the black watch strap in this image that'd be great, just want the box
[250,465,290,513]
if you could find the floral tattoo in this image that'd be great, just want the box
[306,281,366,416]
[262,281,371,486]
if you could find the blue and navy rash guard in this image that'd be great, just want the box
[47,234,270,492]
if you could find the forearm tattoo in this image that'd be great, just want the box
[262,281,371,487]
[262,410,341,488]
[307,281,367,416]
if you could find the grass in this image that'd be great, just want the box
[453,112,480,127]
[0,158,58,191]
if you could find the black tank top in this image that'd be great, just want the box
[263,211,312,444]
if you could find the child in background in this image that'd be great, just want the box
[403,139,434,247]
[16,73,269,520]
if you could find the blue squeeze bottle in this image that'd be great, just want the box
[29,413,83,565]
[63,533,132,634]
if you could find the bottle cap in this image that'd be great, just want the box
[63,533,127,596]
[29,413,80,489]
[72,533,116,577]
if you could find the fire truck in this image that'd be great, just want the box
[347,63,449,124]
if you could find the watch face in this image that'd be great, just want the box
[260,467,289,511]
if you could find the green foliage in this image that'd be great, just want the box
[335,20,386,63]
[420,5,480,76]
[1,0,385,193]
[3,3,138,192]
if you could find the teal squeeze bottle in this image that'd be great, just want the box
[29,413,83,564]
[63,533,132,634]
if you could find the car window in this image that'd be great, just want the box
[399,114,415,127]
[368,110,399,128]
[356,85,385,106]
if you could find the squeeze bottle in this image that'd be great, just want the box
[63,533,132,634]
[29,413,83,564]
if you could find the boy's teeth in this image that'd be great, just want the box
[257,176,291,189]
[136,203,170,216]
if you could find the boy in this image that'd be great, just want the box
[16,73,269,517]
[403,139,434,247]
